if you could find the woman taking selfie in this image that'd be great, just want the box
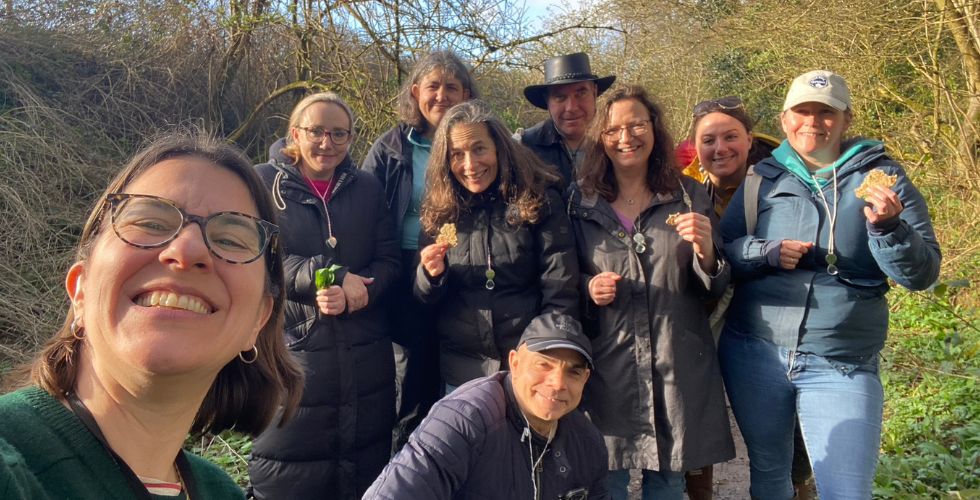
[0,133,303,498]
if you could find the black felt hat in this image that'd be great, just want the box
[523,53,616,110]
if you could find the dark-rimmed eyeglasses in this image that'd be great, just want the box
[692,96,744,117]
[296,126,352,145]
[601,120,651,141]
[104,193,279,264]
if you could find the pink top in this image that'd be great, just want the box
[305,177,335,202]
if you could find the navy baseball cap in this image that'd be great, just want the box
[518,313,594,370]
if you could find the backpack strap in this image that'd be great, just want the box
[743,164,762,234]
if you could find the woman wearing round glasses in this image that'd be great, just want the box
[414,99,578,391]
[250,92,400,499]
[567,85,733,499]
[718,71,941,498]
[0,133,302,498]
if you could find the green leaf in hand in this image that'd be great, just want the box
[315,264,342,289]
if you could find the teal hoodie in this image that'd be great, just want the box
[771,138,882,193]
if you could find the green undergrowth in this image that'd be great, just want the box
[875,285,980,498]
[186,286,980,496]
[185,430,252,488]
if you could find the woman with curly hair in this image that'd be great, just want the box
[415,99,579,391]
[568,85,734,499]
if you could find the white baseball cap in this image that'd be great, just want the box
[783,70,851,111]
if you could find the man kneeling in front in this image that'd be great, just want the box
[363,313,608,499]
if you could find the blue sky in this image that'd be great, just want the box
[523,0,580,28]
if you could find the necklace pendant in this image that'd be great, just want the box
[326,236,337,248]
[826,254,839,275]
[484,269,496,290]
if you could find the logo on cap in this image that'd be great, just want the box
[554,316,577,336]
[809,76,829,88]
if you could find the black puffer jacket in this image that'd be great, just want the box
[414,188,579,386]
[364,372,610,499]
[249,148,400,499]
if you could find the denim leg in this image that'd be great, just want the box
[795,354,883,500]
[718,330,797,500]
[639,469,685,500]
[607,469,630,500]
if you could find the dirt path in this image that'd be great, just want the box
[711,407,750,498]
[628,407,750,498]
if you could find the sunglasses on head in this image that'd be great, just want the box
[692,96,744,117]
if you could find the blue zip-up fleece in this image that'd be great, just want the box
[720,139,941,358]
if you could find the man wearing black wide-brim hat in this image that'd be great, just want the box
[517,52,615,188]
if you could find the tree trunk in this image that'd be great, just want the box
[935,0,980,174]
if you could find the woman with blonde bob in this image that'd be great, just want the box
[568,85,734,499]
[415,99,579,390]
[0,132,303,498]
[251,91,400,499]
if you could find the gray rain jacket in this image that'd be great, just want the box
[567,176,735,472]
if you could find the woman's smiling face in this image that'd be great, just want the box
[448,122,499,194]
[68,157,273,380]
[602,98,654,173]
[695,111,753,187]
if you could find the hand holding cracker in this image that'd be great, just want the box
[857,169,903,225]
[855,169,897,200]
[436,223,458,247]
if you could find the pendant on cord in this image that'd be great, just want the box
[485,269,496,290]
[825,254,839,275]
[326,236,337,248]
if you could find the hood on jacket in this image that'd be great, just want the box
[771,138,883,193]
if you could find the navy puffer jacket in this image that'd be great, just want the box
[249,143,400,500]
[364,372,609,499]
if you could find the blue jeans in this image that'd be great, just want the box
[719,330,883,500]
[607,469,685,500]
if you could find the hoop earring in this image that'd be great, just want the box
[239,345,259,364]
[70,318,84,340]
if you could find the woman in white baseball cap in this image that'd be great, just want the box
[717,70,942,499]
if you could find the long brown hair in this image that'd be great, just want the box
[20,132,303,436]
[578,85,678,200]
[420,100,558,236]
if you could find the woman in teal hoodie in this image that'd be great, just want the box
[719,71,941,499]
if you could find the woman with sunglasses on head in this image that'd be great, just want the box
[250,92,400,499]
[719,71,941,498]
[415,99,579,392]
[0,132,303,499]
[567,85,734,500]
[682,96,812,500]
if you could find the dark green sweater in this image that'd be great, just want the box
[0,386,245,499]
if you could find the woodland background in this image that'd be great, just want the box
[0,0,978,496]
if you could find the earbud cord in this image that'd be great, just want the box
[519,410,555,500]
